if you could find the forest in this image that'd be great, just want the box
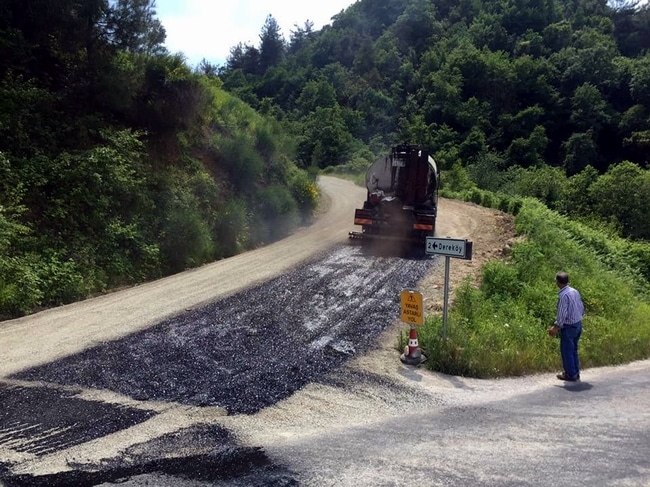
[0,0,318,318]
[220,0,650,239]
[1,0,650,319]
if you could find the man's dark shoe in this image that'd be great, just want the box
[556,372,579,382]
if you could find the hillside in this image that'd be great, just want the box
[0,1,318,319]
[218,0,650,278]
[221,0,650,174]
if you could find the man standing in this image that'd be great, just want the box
[548,271,585,382]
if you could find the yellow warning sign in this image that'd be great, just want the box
[400,290,423,325]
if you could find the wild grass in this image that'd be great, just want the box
[415,198,650,378]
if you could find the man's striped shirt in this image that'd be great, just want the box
[557,285,584,327]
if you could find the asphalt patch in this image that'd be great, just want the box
[0,425,298,487]
[0,449,295,487]
[12,246,436,414]
[0,382,156,457]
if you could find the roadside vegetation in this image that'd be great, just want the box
[342,155,650,376]
[0,1,318,319]
[376,152,650,376]
[419,195,650,377]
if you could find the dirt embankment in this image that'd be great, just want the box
[419,197,517,313]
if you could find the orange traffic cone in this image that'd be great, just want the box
[400,325,425,365]
[408,326,419,355]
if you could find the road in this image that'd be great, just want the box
[0,176,649,486]
[0,177,365,378]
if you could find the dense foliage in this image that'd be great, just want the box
[219,0,650,238]
[0,1,318,318]
[222,0,650,169]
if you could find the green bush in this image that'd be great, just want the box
[625,242,650,283]
[159,202,215,272]
[469,188,483,204]
[481,261,520,300]
[37,252,89,305]
[219,136,264,191]
[497,195,511,212]
[155,169,217,272]
[589,162,650,240]
[0,255,44,317]
[509,199,523,215]
[289,170,319,220]
[214,197,249,257]
[441,162,475,192]
[481,191,495,208]
[467,151,507,192]
[512,165,567,208]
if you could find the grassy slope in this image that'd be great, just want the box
[418,197,650,378]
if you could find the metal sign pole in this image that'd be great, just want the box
[442,256,450,340]
[425,236,472,341]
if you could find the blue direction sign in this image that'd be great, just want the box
[426,237,473,260]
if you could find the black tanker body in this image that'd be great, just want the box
[349,144,440,249]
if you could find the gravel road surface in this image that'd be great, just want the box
[1,176,649,487]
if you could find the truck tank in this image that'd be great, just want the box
[349,144,439,247]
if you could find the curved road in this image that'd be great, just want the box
[0,176,649,486]
[0,176,365,377]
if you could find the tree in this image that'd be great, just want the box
[469,13,512,52]
[392,0,440,55]
[511,165,567,207]
[506,125,549,167]
[610,2,650,56]
[459,126,488,162]
[543,21,573,51]
[500,0,561,36]
[421,67,463,125]
[288,20,315,54]
[259,14,285,72]
[295,79,338,115]
[497,105,545,144]
[556,164,599,216]
[570,82,613,133]
[106,0,167,55]
[197,58,219,77]
[629,53,650,106]
[227,42,261,75]
[0,0,110,86]
[298,106,353,168]
[557,29,622,91]
[562,131,599,174]
[590,161,650,239]
[446,43,516,109]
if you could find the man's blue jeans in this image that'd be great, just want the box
[560,323,582,378]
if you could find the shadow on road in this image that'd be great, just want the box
[557,381,594,392]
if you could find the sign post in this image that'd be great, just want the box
[425,237,473,339]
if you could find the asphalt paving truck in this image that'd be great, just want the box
[349,144,440,248]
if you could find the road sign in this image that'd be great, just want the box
[400,290,423,325]
[425,237,473,338]
[425,237,473,260]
